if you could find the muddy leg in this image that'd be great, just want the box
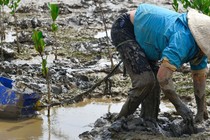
[141,80,160,121]
[116,41,156,118]
[194,94,208,122]
[193,70,209,122]
[141,63,160,121]
[118,71,156,118]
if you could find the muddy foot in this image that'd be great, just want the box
[170,119,205,137]
[142,119,168,136]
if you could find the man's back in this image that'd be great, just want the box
[133,4,206,70]
[134,4,183,60]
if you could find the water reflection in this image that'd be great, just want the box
[39,98,123,140]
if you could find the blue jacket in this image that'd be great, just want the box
[134,4,207,70]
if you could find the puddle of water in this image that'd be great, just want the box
[160,100,175,112]
[5,29,16,43]
[66,58,118,74]
[94,30,111,39]
[0,98,175,140]
[0,98,123,140]
[11,54,62,65]
[40,98,123,140]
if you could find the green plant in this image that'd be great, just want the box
[8,0,21,53]
[48,3,59,60]
[8,0,20,15]
[32,30,51,117]
[173,0,210,16]
[0,0,10,61]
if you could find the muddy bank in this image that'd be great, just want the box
[1,0,210,140]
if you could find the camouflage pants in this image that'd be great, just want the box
[111,13,160,121]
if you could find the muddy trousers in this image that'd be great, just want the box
[111,13,160,121]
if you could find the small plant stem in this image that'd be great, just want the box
[53,25,57,60]
[46,74,51,117]
[40,54,51,117]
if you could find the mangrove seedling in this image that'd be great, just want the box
[8,0,21,53]
[0,0,10,61]
[48,3,59,60]
[32,30,51,117]
[173,0,210,16]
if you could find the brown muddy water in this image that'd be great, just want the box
[0,99,123,140]
[0,99,174,140]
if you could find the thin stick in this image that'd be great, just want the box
[94,0,114,68]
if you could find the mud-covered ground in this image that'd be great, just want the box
[1,0,210,139]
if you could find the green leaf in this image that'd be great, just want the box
[47,2,51,9]
[32,30,46,54]
[37,31,43,40]
[0,0,4,5]
[10,11,15,15]
[173,0,210,16]
[49,4,59,21]
[33,30,48,77]
[40,38,45,52]
[4,0,9,5]
[0,0,8,5]
[8,0,21,14]
[51,23,58,32]
[172,0,179,12]
[32,30,39,45]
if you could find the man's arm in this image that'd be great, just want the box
[157,61,194,124]
[192,69,209,122]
